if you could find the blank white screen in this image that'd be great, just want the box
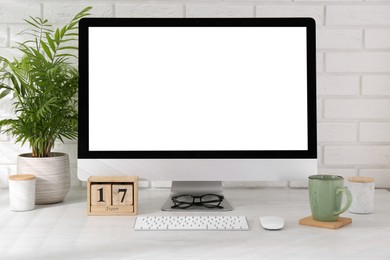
[89,27,308,151]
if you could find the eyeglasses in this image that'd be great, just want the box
[171,194,224,209]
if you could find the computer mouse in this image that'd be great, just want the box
[259,216,285,230]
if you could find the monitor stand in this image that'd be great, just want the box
[161,181,233,211]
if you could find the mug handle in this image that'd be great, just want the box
[333,187,353,216]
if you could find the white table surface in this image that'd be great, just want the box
[1,188,390,260]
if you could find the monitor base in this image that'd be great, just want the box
[161,181,233,211]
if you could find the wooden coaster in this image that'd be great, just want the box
[299,216,352,229]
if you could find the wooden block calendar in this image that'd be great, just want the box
[87,176,138,216]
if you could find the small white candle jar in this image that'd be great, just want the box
[9,174,36,211]
[347,176,375,214]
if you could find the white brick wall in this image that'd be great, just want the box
[317,29,362,50]
[324,99,390,119]
[365,29,390,49]
[256,5,324,25]
[116,4,183,17]
[44,4,113,23]
[360,123,390,142]
[362,76,390,95]
[0,25,6,47]
[326,5,390,26]
[326,52,390,73]
[317,75,360,96]
[324,146,390,166]
[0,2,40,23]
[317,122,357,142]
[0,0,390,188]
[187,5,253,17]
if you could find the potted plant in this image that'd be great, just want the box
[0,7,91,204]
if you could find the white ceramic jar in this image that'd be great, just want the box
[9,174,36,211]
[347,176,375,214]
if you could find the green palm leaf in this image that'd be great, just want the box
[0,6,92,157]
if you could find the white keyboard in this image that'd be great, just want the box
[134,216,249,231]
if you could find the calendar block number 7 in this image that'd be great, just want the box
[113,184,133,206]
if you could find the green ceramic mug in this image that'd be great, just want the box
[308,175,352,222]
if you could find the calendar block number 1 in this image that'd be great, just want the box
[91,184,112,206]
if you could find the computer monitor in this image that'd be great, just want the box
[78,18,317,211]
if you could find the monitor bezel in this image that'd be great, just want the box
[78,18,317,159]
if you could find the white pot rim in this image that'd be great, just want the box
[18,152,68,158]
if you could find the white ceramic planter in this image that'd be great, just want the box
[17,153,70,204]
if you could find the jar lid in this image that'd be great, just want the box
[9,174,36,181]
[347,176,375,183]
